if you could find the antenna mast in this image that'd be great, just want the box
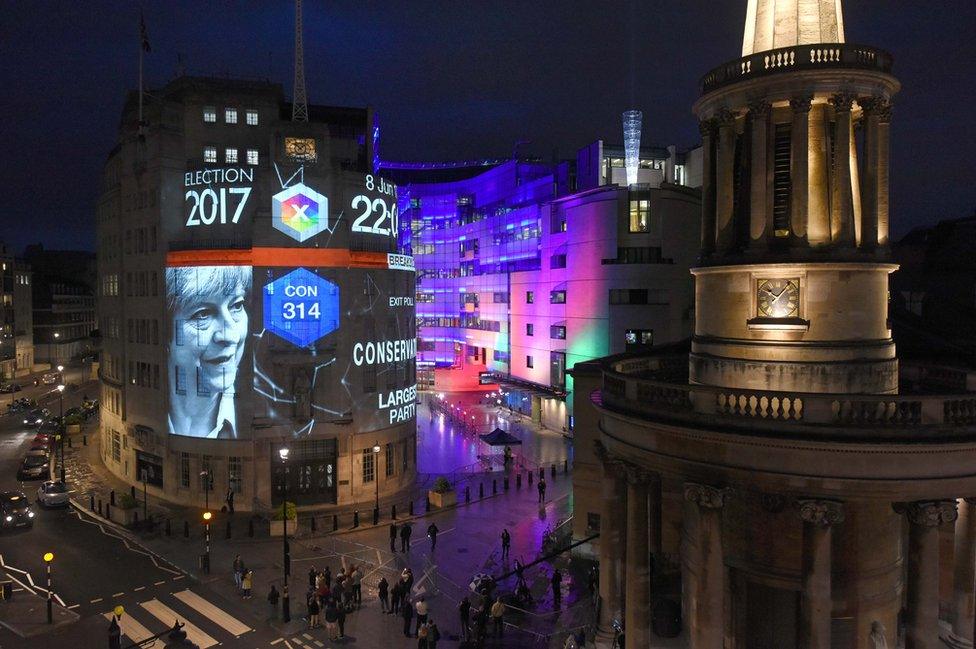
[292,0,308,122]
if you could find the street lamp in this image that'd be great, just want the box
[199,469,212,511]
[56,384,65,482]
[43,552,54,624]
[202,511,212,574]
[372,442,381,524]
[279,446,291,622]
[50,332,60,366]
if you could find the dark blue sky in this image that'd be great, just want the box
[1,1,973,251]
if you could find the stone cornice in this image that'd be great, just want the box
[893,500,958,527]
[797,499,846,527]
[684,482,731,509]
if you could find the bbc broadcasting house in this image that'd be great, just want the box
[96,76,418,511]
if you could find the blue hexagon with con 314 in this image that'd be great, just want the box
[263,268,340,347]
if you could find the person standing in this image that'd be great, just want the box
[401,597,415,637]
[323,565,332,589]
[350,565,363,607]
[241,569,253,599]
[307,596,320,629]
[551,569,563,607]
[401,522,413,551]
[378,576,390,613]
[267,585,279,620]
[417,621,429,648]
[390,579,402,615]
[402,567,415,594]
[232,555,243,590]
[390,522,398,552]
[225,488,235,514]
[501,529,511,559]
[458,596,471,641]
[427,522,439,551]
[324,599,339,640]
[490,597,505,637]
[308,566,317,589]
[538,476,547,503]
[415,596,429,635]
[427,619,441,649]
[337,601,347,640]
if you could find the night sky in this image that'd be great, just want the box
[2,1,974,252]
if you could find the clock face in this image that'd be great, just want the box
[285,137,317,162]
[757,278,800,318]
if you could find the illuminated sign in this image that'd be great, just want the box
[352,338,417,366]
[387,254,414,271]
[351,175,398,238]
[184,167,254,227]
[378,384,417,423]
[263,268,340,347]
[272,183,329,243]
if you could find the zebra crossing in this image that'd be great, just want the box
[104,588,252,648]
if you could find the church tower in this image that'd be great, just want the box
[691,0,899,394]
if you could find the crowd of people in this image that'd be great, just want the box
[302,563,366,640]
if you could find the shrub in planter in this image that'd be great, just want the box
[117,493,138,510]
[432,476,451,494]
[429,477,456,508]
[64,414,84,426]
[113,493,140,526]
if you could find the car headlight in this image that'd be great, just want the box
[4,516,11,522]
[23,419,27,424]
[27,511,34,518]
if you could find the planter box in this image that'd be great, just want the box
[111,506,140,527]
[66,424,81,434]
[428,490,457,509]
[270,519,296,537]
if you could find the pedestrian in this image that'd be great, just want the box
[551,569,563,607]
[232,555,243,590]
[490,597,505,637]
[390,521,398,552]
[415,596,429,635]
[402,597,415,637]
[337,600,346,639]
[474,606,488,646]
[378,576,390,612]
[308,566,317,589]
[400,522,412,551]
[225,488,235,514]
[324,599,339,640]
[515,558,527,590]
[350,565,363,606]
[427,522,439,551]
[427,619,441,649]
[501,529,511,559]
[458,596,471,640]
[267,585,280,619]
[538,476,547,503]
[417,621,429,648]
[242,569,252,599]
[307,596,320,629]
[390,579,402,614]
[587,566,598,598]
[402,567,415,593]
[323,565,332,589]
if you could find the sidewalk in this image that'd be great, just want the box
[0,591,78,638]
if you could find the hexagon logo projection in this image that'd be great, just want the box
[272,183,328,242]
[263,268,340,348]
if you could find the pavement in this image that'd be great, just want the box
[0,376,591,648]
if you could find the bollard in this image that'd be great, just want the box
[68,436,72,448]
[465,486,470,503]
[564,459,568,474]
[89,494,94,511]
[353,510,359,528]
[333,514,338,531]
[409,501,414,516]
[516,473,522,489]
[184,520,189,538]
[551,464,556,478]
[539,467,544,480]
[133,511,138,524]
[165,518,171,536]
[425,495,431,513]
[248,519,254,538]
[492,479,497,495]
[311,516,317,533]
[528,471,534,486]
[373,507,379,525]
[479,483,484,499]
[105,503,111,520]
[83,434,87,446]
[110,490,116,506]
[226,520,231,539]
[504,476,509,491]
[392,504,397,520]
[131,485,136,499]
[98,499,103,516]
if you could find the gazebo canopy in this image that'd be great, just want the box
[479,428,523,446]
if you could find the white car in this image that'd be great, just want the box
[36,481,70,507]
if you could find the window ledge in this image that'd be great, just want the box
[746,317,810,331]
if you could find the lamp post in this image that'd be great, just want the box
[43,552,54,623]
[140,468,148,522]
[56,384,65,482]
[279,446,291,622]
[57,364,64,383]
[372,442,381,524]
[202,511,212,574]
[199,469,211,511]
[50,332,59,366]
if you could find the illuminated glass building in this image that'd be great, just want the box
[97,76,416,510]
[385,139,702,431]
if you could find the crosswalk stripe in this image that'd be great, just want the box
[173,589,251,636]
[103,612,164,649]
[140,599,218,649]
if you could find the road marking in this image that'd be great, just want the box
[68,506,182,575]
[140,598,218,648]
[68,604,80,610]
[303,632,313,639]
[104,612,164,649]
[173,589,251,636]
[134,586,145,591]
[91,597,103,603]
[314,641,324,647]
[173,575,185,581]
[154,580,166,586]
[113,592,125,597]
[270,640,284,646]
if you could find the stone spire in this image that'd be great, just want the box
[742,0,845,56]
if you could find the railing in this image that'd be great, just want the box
[598,356,976,436]
[700,43,894,95]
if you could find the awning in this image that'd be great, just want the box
[479,428,523,446]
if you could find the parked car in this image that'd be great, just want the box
[23,409,47,428]
[36,481,70,508]
[41,372,59,385]
[17,453,49,480]
[38,420,60,435]
[0,383,21,393]
[63,406,83,419]
[0,491,34,528]
[28,443,50,456]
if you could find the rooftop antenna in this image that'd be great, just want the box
[292,0,308,122]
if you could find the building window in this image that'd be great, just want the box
[550,325,566,339]
[228,457,242,494]
[386,443,395,477]
[203,146,217,163]
[625,329,655,349]
[246,149,259,165]
[550,290,566,304]
[526,323,534,336]
[245,109,258,126]
[526,355,534,369]
[175,366,187,395]
[362,449,375,484]
[180,452,190,488]
[550,253,567,269]
[225,148,238,164]
[526,291,534,304]
[550,351,566,389]
[111,430,121,462]
[224,107,238,124]
[610,288,649,305]
[203,106,216,123]
[629,198,650,232]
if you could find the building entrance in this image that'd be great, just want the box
[272,439,338,506]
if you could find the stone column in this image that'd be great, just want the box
[596,445,628,635]
[683,483,730,649]
[748,101,771,250]
[699,119,717,256]
[790,96,813,244]
[807,102,831,246]
[952,498,976,642]
[715,110,737,253]
[797,500,845,649]
[895,501,958,649]
[876,101,892,247]
[625,467,652,648]
[830,93,857,247]
[859,97,881,251]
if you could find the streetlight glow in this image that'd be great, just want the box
[43,552,54,562]
[279,447,290,461]
[57,365,63,372]
[372,443,381,454]
[202,511,212,521]
[56,384,65,393]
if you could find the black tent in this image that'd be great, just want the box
[479,428,523,446]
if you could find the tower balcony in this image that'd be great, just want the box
[700,42,893,96]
